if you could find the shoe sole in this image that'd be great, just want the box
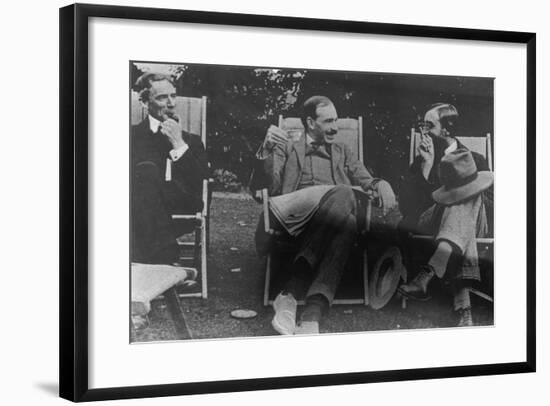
[397,287,432,302]
[271,316,295,335]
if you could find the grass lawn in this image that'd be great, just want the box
[133,193,493,342]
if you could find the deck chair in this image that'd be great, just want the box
[131,91,210,299]
[260,115,404,308]
[405,129,494,304]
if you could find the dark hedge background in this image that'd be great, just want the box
[131,62,493,194]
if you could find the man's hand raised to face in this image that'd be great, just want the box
[160,114,187,150]
[418,132,434,181]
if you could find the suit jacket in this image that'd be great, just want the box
[260,135,377,196]
[132,117,209,198]
[399,139,493,229]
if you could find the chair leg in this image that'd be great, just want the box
[263,254,272,307]
[206,214,211,252]
[193,225,201,269]
[200,218,208,299]
[401,296,408,309]
[164,286,192,339]
[363,248,369,306]
[130,315,136,342]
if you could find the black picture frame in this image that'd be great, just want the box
[59,3,536,402]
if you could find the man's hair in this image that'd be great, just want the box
[301,95,334,129]
[134,72,176,102]
[426,103,459,136]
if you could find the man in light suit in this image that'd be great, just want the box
[255,95,397,335]
[131,73,209,265]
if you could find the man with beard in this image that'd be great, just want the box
[255,95,397,335]
[131,72,209,265]
[398,103,493,327]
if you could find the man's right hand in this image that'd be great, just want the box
[418,132,434,180]
[262,125,289,152]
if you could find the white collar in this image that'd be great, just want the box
[148,115,161,133]
[444,140,458,155]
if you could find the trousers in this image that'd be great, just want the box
[417,193,489,281]
[257,185,359,305]
[132,161,202,264]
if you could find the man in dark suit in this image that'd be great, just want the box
[398,103,493,327]
[132,73,209,265]
[255,96,397,335]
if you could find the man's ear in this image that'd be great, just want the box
[306,116,315,131]
[139,90,150,108]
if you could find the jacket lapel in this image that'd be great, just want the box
[292,135,306,170]
[330,143,341,177]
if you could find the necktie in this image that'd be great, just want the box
[306,142,330,157]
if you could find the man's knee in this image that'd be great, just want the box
[317,185,357,227]
[328,184,356,212]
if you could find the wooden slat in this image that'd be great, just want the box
[487,133,493,171]
[457,136,487,158]
[164,287,192,339]
[411,235,494,244]
[469,288,494,303]
[358,116,364,162]
[130,91,146,125]
[201,96,207,147]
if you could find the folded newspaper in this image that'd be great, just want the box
[269,185,371,236]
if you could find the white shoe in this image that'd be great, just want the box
[295,321,319,335]
[272,293,297,335]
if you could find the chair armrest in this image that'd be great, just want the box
[262,188,272,233]
[202,178,209,217]
[355,189,377,234]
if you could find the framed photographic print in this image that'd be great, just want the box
[59,3,536,402]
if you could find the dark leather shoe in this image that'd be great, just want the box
[398,265,435,301]
[457,308,474,327]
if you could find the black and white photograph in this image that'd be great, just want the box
[129,61,495,342]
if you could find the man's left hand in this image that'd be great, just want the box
[375,180,397,215]
[160,115,187,150]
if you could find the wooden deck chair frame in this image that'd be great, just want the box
[261,115,372,307]
[131,91,210,299]
[406,129,494,304]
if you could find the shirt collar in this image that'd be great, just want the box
[444,140,458,156]
[148,115,161,133]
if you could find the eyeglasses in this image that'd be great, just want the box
[417,120,435,131]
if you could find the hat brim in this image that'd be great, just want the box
[368,246,405,310]
[432,171,493,206]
